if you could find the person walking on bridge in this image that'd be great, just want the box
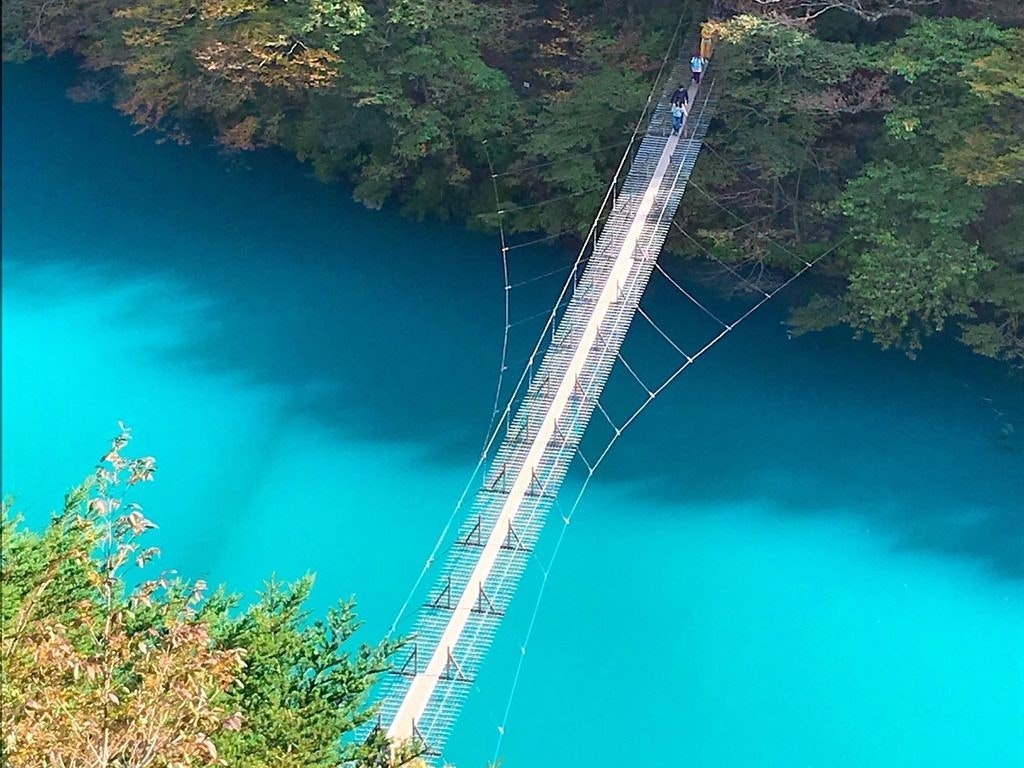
[670,84,688,136]
[690,53,705,85]
[671,102,685,136]
[671,83,689,109]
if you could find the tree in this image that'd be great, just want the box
[675,14,876,288]
[508,66,648,235]
[702,12,1022,363]
[340,0,522,216]
[837,162,990,346]
[1,426,397,767]
[716,0,997,24]
[205,577,397,767]
[829,18,1020,357]
[1,425,244,766]
[944,28,1024,187]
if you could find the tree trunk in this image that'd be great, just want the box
[792,162,803,242]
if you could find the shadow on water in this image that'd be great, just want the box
[4,59,1022,580]
[2,58,521,464]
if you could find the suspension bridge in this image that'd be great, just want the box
[368,36,716,755]
[369,22,834,762]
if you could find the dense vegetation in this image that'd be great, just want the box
[693,3,1023,360]
[2,0,1021,363]
[0,426,419,767]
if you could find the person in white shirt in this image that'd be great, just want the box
[690,54,705,85]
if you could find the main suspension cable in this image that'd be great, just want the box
[482,139,512,426]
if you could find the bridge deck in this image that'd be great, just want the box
[379,55,716,754]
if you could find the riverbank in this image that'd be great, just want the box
[3,1,1021,368]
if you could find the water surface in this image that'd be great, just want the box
[3,60,1022,767]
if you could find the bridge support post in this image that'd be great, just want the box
[428,575,454,611]
[394,642,419,678]
[444,648,472,682]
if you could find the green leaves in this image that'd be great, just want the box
[839,161,984,235]
[837,161,992,349]
[886,17,1007,84]
[875,18,1023,187]
[706,12,1022,363]
[2,432,395,768]
[945,29,1024,186]
[303,0,371,50]
[205,574,398,767]
[825,18,1022,357]
[846,230,989,347]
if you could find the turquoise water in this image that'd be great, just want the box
[3,60,1022,767]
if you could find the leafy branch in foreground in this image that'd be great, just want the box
[1,424,399,767]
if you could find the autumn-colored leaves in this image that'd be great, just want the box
[2,426,402,767]
[1,425,245,767]
[104,0,344,147]
[193,32,341,93]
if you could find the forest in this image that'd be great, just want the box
[2,0,1022,363]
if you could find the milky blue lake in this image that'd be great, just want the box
[3,59,1022,767]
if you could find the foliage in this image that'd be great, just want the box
[834,17,1021,355]
[686,9,1022,363]
[1,425,242,766]
[669,11,881,308]
[0,0,677,219]
[836,161,991,350]
[1,0,1021,364]
[1,426,396,767]
[205,577,397,767]
[505,66,648,235]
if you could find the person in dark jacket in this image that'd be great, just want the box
[671,84,689,108]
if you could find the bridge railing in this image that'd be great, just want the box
[366,44,718,762]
